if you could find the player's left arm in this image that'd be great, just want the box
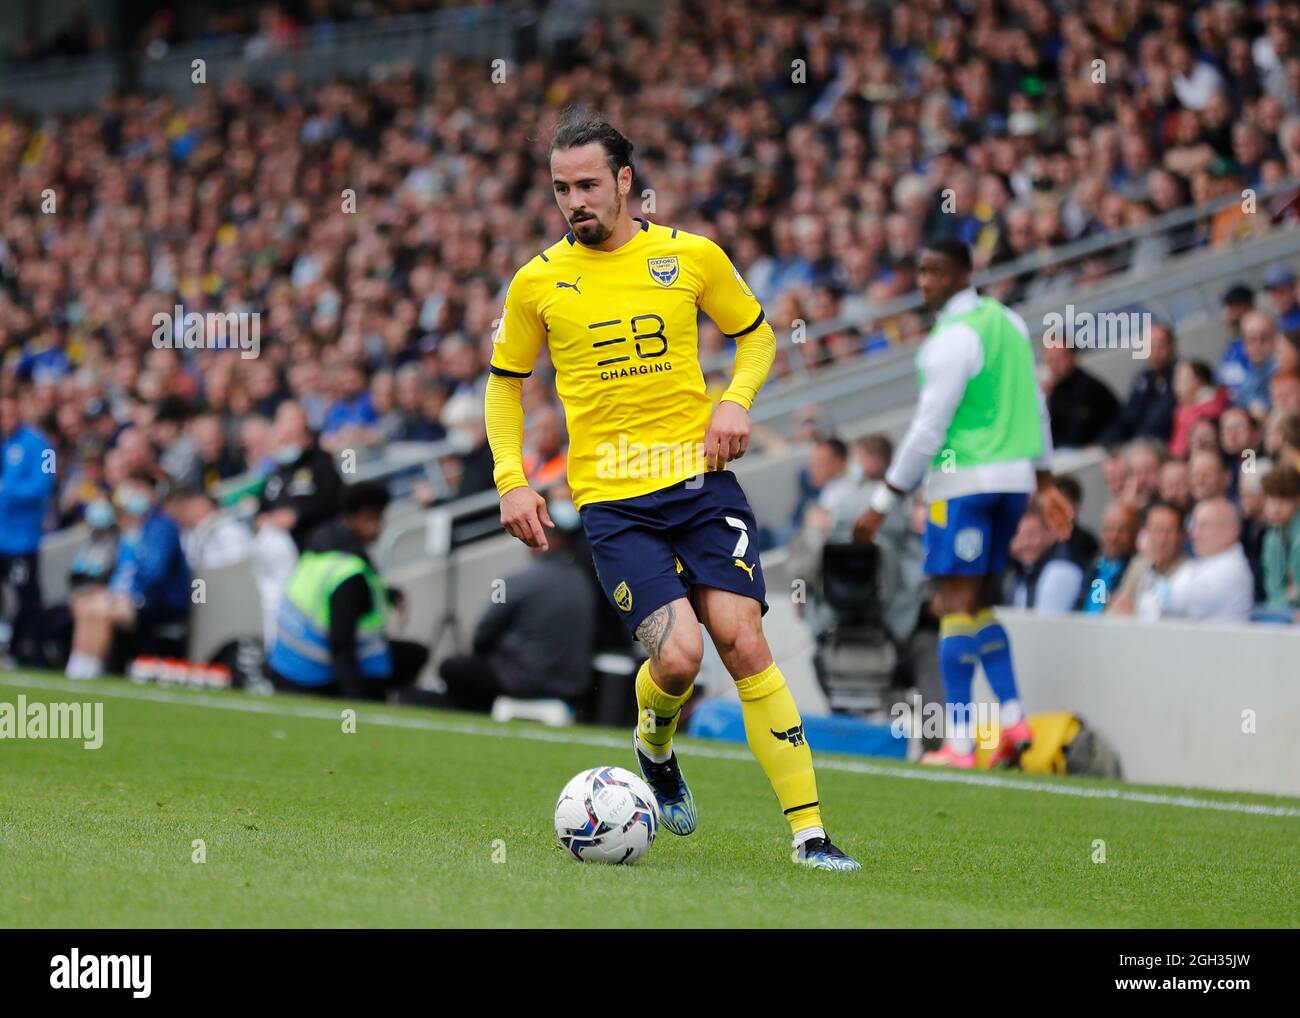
[696,238,776,469]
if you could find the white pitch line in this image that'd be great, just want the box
[3,673,1299,819]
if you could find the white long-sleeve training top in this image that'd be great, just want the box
[884,288,1054,502]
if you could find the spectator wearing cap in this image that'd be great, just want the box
[1078,501,1140,613]
[1099,321,1178,445]
[1041,342,1120,449]
[1234,310,1279,416]
[1263,264,1300,332]
[1217,283,1256,399]
[0,391,56,666]
[65,472,191,680]
[1157,498,1254,623]
[1170,359,1231,459]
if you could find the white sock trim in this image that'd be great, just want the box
[66,652,102,679]
[793,826,826,848]
[634,729,672,764]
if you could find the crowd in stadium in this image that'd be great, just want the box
[3,0,1300,683]
[784,287,1300,641]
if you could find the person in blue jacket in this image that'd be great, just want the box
[65,472,191,680]
[0,391,56,666]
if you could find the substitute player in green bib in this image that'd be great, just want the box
[854,240,1074,768]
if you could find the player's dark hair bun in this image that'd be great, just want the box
[550,106,635,181]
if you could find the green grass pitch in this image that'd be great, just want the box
[1,672,1296,928]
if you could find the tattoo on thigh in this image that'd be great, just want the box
[635,603,675,661]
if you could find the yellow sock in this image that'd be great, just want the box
[634,659,692,759]
[735,662,823,836]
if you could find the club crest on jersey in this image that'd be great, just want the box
[613,580,633,612]
[647,256,679,287]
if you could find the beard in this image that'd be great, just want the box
[573,193,621,244]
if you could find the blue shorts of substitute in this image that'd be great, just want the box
[924,491,1029,578]
[580,471,768,635]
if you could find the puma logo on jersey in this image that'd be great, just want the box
[555,276,582,294]
[770,724,805,747]
[733,559,756,581]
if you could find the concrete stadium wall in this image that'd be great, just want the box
[988,610,1300,798]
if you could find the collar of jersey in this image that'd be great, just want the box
[564,215,651,252]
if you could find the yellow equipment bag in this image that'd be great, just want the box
[1017,712,1082,774]
[972,711,1081,772]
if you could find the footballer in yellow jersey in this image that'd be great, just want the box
[484,111,858,871]
[492,214,764,508]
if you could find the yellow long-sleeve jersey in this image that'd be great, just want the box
[486,216,776,508]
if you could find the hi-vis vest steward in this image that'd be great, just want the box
[268,550,392,685]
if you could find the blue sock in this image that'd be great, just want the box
[938,614,980,751]
[975,609,1020,707]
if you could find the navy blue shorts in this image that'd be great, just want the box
[579,471,769,634]
[924,491,1029,577]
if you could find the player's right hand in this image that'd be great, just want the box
[1036,484,1075,542]
[851,507,885,544]
[500,486,555,551]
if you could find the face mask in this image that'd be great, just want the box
[275,444,303,464]
[117,490,152,517]
[85,499,115,529]
[548,499,579,531]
